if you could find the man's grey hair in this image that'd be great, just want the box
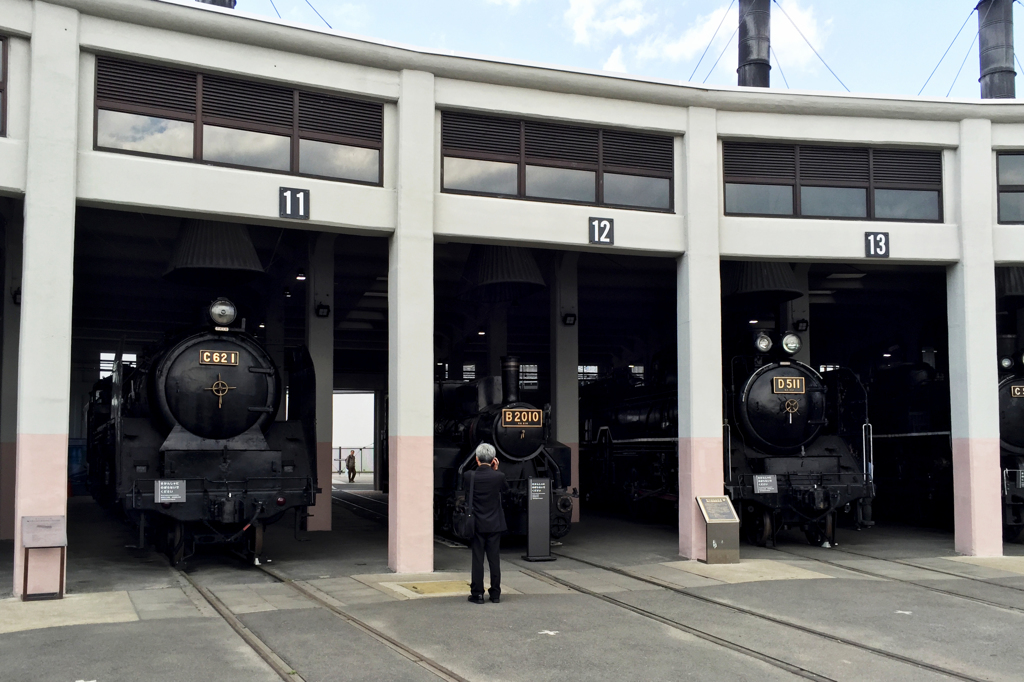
[475,442,496,464]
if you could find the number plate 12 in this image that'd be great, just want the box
[589,217,614,245]
[502,408,543,428]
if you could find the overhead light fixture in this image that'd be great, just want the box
[478,331,486,336]
[296,270,307,281]
[258,323,265,329]
[883,353,892,358]
[825,273,866,280]
[749,320,758,324]
[284,287,292,298]
[808,290,836,295]
[315,303,331,318]
[562,313,577,326]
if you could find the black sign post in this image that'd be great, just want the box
[522,478,555,562]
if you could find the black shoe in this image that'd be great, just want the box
[468,595,485,604]
[490,595,500,603]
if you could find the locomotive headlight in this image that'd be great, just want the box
[209,298,237,326]
[1002,356,1014,370]
[781,333,802,355]
[754,332,773,353]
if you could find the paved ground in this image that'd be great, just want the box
[3,494,1024,681]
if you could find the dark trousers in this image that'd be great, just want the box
[470,531,501,597]
[347,468,356,482]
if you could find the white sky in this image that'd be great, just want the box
[231,0,1022,100]
[332,392,375,449]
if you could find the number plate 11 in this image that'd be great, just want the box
[280,187,310,220]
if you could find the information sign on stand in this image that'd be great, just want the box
[21,516,67,601]
[522,478,555,562]
[696,496,740,565]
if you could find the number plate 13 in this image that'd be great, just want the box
[589,217,614,245]
[865,232,889,258]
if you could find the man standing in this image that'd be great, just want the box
[346,450,357,483]
[466,443,509,604]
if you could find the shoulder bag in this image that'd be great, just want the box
[452,470,476,540]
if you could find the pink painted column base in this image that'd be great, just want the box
[388,435,434,573]
[567,442,579,523]
[0,442,14,540]
[13,433,68,597]
[952,437,1002,556]
[678,436,724,561]
[307,442,333,531]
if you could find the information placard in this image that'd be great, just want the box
[696,496,739,524]
[753,474,779,494]
[21,516,67,548]
[155,479,186,503]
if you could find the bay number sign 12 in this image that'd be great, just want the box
[589,217,614,245]
[280,187,310,220]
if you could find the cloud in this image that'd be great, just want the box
[565,0,656,46]
[604,46,628,72]
[486,0,525,6]
[635,0,829,83]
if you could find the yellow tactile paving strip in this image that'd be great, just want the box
[660,559,834,584]
[0,591,139,634]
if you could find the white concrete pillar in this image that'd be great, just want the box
[387,70,435,573]
[677,109,724,561]
[13,2,80,596]
[948,118,1002,556]
[550,252,579,522]
[0,206,21,540]
[306,233,336,532]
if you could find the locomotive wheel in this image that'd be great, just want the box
[166,521,185,567]
[550,515,571,539]
[743,508,771,547]
[244,523,265,564]
[1004,524,1024,543]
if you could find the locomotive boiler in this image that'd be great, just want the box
[434,357,575,539]
[725,330,875,546]
[87,298,318,564]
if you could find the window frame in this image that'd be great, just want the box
[441,115,674,213]
[93,63,384,186]
[723,142,943,223]
[997,152,1024,224]
[0,37,7,138]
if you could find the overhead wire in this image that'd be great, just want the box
[267,0,281,19]
[770,46,790,89]
[918,7,976,95]
[946,30,980,97]
[771,0,849,92]
[303,0,332,29]
[689,0,736,82]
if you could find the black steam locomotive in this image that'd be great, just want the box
[998,344,1024,541]
[434,357,575,539]
[725,331,874,546]
[87,298,318,564]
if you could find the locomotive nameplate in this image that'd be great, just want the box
[1012,385,1024,398]
[199,350,239,366]
[772,376,805,394]
[502,408,543,428]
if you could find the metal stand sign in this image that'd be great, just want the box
[21,516,68,601]
[522,477,555,562]
[696,496,740,565]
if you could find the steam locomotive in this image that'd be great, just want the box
[433,357,575,539]
[998,342,1024,541]
[725,330,874,546]
[87,298,318,564]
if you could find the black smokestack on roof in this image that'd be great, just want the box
[738,0,771,88]
[978,0,1015,99]
[196,0,237,8]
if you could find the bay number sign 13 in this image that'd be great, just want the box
[280,187,310,220]
[865,232,889,258]
[589,217,614,245]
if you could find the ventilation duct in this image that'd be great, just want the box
[459,245,546,302]
[738,0,771,88]
[164,219,264,287]
[997,267,1024,300]
[726,261,803,306]
[502,357,521,404]
[979,0,1015,99]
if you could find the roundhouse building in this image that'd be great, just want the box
[0,0,1016,596]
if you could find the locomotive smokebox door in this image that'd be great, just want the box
[696,496,740,564]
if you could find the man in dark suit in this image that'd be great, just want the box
[465,442,509,604]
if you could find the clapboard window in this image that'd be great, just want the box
[94,57,383,185]
[441,111,673,211]
[723,142,942,222]
[998,154,1024,223]
[0,38,7,137]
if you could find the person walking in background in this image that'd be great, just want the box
[465,443,509,604]
[346,450,357,483]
